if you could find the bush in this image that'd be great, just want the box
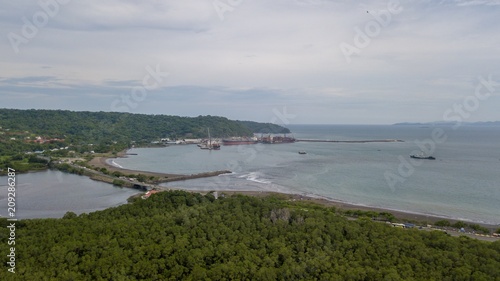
[28,155,49,164]
[435,220,451,227]
[136,174,147,182]
[469,224,490,234]
[452,221,467,229]
[112,179,125,187]
[11,154,24,161]
[63,211,77,219]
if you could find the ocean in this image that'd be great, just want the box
[110,124,500,225]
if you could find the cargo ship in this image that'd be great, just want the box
[222,137,258,145]
[260,134,296,144]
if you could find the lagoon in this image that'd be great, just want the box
[0,170,141,219]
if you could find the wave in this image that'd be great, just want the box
[315,197,500,225]
[107,160,124,169]
[238,172,272,184]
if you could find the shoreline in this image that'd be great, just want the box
[165,189,499,231]
[88,149,499,231]
[155,189,499,242]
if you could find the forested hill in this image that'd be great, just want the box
[0,109,289,150]
[236,120,291,134]
[0,191,498,280]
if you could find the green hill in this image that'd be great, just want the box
[0,191,498,280]
[0,108,290,155]
[236,120,291,134]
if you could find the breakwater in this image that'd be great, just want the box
[296,139,404,143]
[160,170,232,183]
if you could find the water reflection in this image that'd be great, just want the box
[0,170,141,219]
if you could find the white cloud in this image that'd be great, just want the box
[0,0,499,124]
[455,0,500,6]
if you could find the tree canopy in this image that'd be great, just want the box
[0,191,498,280]
[235,120,291,134]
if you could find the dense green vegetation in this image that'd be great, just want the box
[435,220,491,235]
[0,154,49,173]
[236,121,291,134]
[1,191,498,280]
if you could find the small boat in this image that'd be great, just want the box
[200,128,221,150]
[410,153,435,160]
[298,151,307,154]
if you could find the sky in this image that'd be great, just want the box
[1,0,499,124]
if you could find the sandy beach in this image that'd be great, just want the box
[88,150,182,180]
[194,190,497,229]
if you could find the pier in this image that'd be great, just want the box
[296,139,404,143]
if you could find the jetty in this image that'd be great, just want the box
[296,139,404,143]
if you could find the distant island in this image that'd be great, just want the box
[394,121,500,126]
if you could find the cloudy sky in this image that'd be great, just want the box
[1,0,499,124]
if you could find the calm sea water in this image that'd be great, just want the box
[0,170,141,219]
[111,125,500,225]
